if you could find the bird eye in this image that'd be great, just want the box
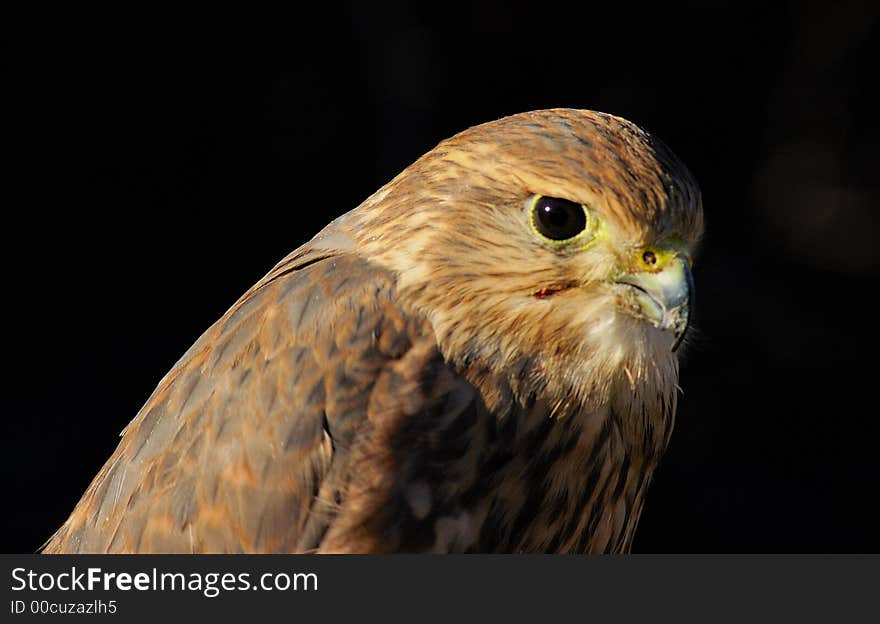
[530,196,589,242]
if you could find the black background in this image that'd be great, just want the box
[4,1,879,553]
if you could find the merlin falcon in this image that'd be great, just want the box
[45,109,703,553]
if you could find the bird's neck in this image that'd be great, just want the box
[464,366,674,553]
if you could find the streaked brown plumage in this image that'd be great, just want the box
[44,109,702,553]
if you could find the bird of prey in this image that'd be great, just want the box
[44,109,702,554]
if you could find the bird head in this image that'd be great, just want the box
[344,109,703,410]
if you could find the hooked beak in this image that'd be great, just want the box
[614,253,694,351]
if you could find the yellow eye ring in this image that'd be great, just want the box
[528,195,598,249]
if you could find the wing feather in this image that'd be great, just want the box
[44,248,487,553]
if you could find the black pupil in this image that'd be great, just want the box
[533,196,586,240]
